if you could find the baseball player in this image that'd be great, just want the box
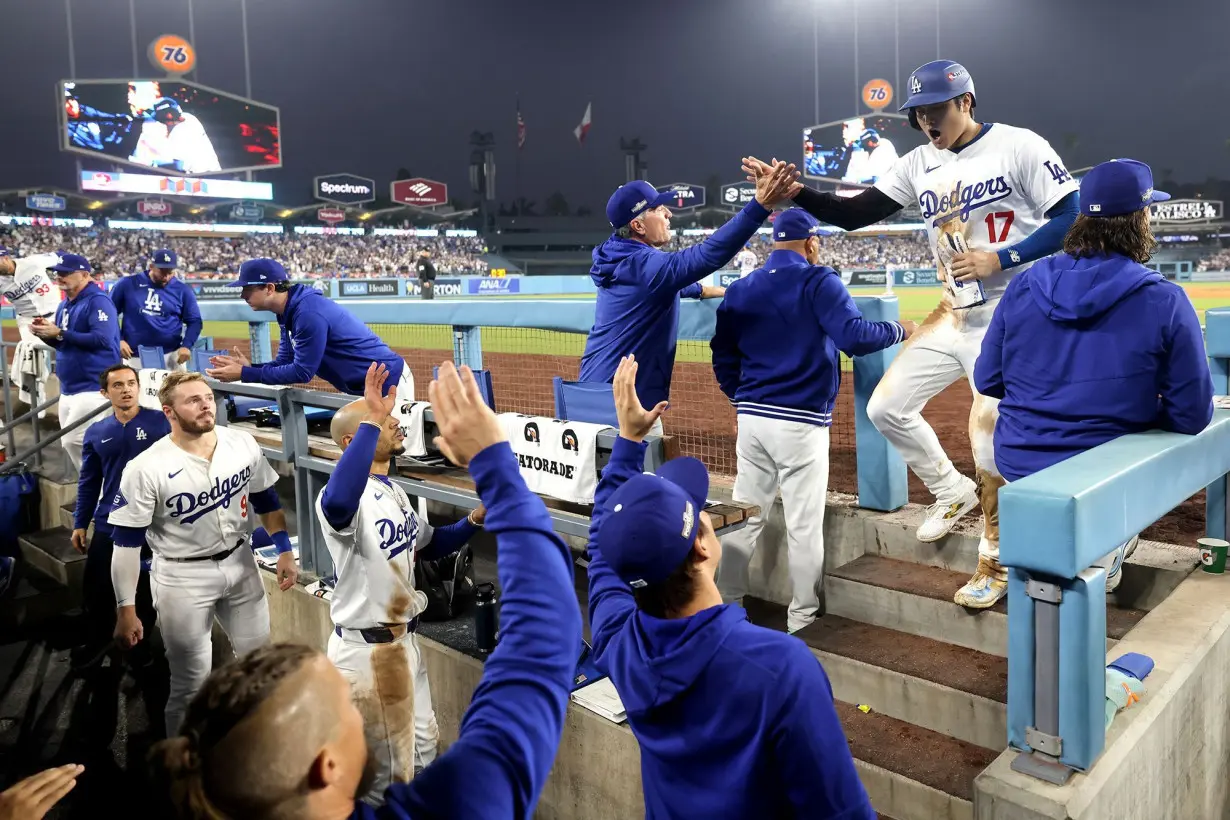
[316,362,484,804]
[131,97,222,175]
[712,209,914,632]
[0,246,62,412]
[71,363,170,668]
[734,243,758,278]
[843,125,899,186]
[29,253,121,473]
[206,259,417,432]
[110,247,202,371]
[107,371,298,735]
[745,59,1081,608]
[579,162,797,423]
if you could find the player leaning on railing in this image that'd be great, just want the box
[745,59,1082,609]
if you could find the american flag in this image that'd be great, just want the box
[517,102,526,150]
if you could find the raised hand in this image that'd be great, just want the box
[362,362,396,421]
[613,355,668,443]
[429,362,506,468]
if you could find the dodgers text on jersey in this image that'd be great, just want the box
[167,467,253,524]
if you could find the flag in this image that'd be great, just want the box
[573,102,592,145]
[517,106,526,150]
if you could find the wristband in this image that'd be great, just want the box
[271,530,294,555]
[467,510,483,528]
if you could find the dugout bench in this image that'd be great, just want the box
[204,379,758,583]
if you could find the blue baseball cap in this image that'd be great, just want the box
[151,248,177,268]
[48,252,91,274]
[0,247,9,258]
[228,257,289,287]
[606,181,675,230]
[1079,159,1170,218]
[596,456,710,588]
[772,208,823,241]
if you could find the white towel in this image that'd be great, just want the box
[139,368,173,411]
[498,413,610,504]
[396,400,430,457]
[12,340,50,419]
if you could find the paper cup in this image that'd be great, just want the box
[1197,538,1229,574]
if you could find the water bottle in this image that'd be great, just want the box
[474,582,499,653]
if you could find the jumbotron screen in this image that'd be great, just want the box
[802,114,924,187]
[61,79,280,175]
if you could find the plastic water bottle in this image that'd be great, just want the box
[474,582,499,653]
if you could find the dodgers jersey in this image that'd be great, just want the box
[875,123,1080,300]
[315,476,435,630]
[109,426,279,560]
[1,253,62,318]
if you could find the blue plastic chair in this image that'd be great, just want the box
[193,349,225,374]
[137,345,166,369]
[551,378,618,426]
[432,367,496,409]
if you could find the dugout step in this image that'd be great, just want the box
[18,527,85,595]
[59,502,75,532]
[825,555,1148,657]
[743,597,1007,749]
[0,567,76,632]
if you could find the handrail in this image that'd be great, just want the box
[0,393,62,439]
[3,399,113,472]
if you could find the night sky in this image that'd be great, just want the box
[3,0,1228,211]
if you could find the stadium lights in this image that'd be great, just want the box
[190,207,204,214]
[88,201,105,210]
[278,209,293,218]
[359,212,372,221]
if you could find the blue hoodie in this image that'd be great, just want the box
[49,285,121,394]
[240,284,405,394]
[585,436,875,820]
[353,443,581,819]
[974,252,1214,482]
[110,271,203,352]
[578,200,771,409]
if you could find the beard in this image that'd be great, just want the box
[390,443,406,457]
[172,409,215,434]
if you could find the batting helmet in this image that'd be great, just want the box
[900,60,976,129]
[151,97,184,124]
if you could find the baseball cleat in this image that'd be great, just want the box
[954,555,1008,609]
[1104,536,1139,594]
[916,477,980,542]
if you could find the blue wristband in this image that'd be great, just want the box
[271,530,294,555]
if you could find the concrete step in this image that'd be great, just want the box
[861,504,984,575]
[19,527,85,595]
[826,555,1148,657]
[60,502,75,532]
[838,701,996,820]
[744,597,1007,750]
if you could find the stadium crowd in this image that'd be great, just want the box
[1197,248,1230,271]
[0,225,489,278]
[666,229,933,269]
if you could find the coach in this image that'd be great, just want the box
[577,162,798,421]
[29,253,120,472]
[111,247,203,371]
[206,258,414,402]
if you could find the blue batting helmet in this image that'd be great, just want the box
[151,97,184,123]
[900,60,976,127]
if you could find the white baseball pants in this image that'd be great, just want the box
[150,546,271,736]
[866,299,1002,498]
[717,414,830,633]
[58,391,113,473]
[328,628,438,806]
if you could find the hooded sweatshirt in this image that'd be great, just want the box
[585,436,874,820]
[578,200,770,409]
[974,251,1214,482]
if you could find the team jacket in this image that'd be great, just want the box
[578,200,771,409]
[75,408,171,535]
[582,436,875,819]
[49,286,121,394]
[351,443,581,820]
[240,284,405,394]
[712,249,905,426]
[110,271,203,352]
[974,251,1214,482]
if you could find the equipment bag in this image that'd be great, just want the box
[0,464,40,558]
[414,544,477,622]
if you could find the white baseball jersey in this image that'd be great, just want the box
[845,140,900,185]
[109,426,279,560]
[132,114,222,175]
[875,123,1079,299]
[315,476,438,630]
[735,249,758,277]
[1,254,62,319]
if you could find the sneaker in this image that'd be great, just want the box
[954,555,1008,609]
[916,477,980,543]
[1104,536,1140,594]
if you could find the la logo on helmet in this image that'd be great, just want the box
[910,75,922,94]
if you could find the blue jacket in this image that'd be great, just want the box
[50,286,121,395]
[974,252,1214,482]
[351,443,581,820]
[583,436,874,820]
[578,200,771,409]
[110,271,203,352]
[240,285,404,394]
[713,249,905,426]
[77,408,170,535]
